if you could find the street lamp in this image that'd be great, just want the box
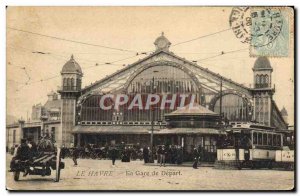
[150,70,159,162]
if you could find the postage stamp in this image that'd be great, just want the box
[229,6,292,57]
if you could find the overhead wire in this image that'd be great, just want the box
[172,28,231,47]
[7,27,248,93]
[7,26,138,53]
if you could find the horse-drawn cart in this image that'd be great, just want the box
[9,138,65,182]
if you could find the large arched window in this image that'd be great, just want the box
[124,65,203,121]
[127,65,200,94]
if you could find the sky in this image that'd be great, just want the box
[6,7,294,125]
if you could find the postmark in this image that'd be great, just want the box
[229,7,290,57]
[229,7,253,44]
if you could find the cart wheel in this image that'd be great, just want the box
[55,148,61,182]
[13,171,20,181]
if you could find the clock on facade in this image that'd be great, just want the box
[154,32,171,51]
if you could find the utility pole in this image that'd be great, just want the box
[219,77,223,127]
[150,70,159,162]
[150,75,154,161]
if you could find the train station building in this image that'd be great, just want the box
[7,33,289,157]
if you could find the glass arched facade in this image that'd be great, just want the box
[79,65,203,122]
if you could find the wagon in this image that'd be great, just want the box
[9,138,65,182]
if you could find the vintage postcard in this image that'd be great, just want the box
[6,6,295,191]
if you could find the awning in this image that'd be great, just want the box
[72,125,225,135]
[72,125,159,134]
[157,128,226,135]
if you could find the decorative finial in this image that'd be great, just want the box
[71,54,74,60]
[161,32,164,36]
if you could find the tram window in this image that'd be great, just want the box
[273,134,277,146]
[263,133,267,145]
[267,134,272,146]
[253,132,257,145]
[276,135,281,146]
[258,133,262,145]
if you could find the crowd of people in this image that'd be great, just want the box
[9,138,205,170]
[67,143,188,167]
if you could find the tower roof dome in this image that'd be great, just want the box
[61,55,83,74]
[253,57,273,71]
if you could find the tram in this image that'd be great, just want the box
[274,129,294,170]
[216,122,283,169]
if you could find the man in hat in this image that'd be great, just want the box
[192,147,200,169]
[110,146,118,166]
[9,139,31,176]
[143,146,149,163]
[160,146,167,167]
[72,146,79,166]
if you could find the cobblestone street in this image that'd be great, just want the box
[6,155,294,191]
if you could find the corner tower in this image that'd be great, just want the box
[252,57,274,126]
[58,55,83,147]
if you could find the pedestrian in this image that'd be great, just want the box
[176,146,183,165]
[72,147,79,166]
[156,146,162,165]
[192,147,200,169]
[110,146,118,166]
[143,146,149,163]
[160,145,167,167]
[121,147,130,162]
[171,145,176,164]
